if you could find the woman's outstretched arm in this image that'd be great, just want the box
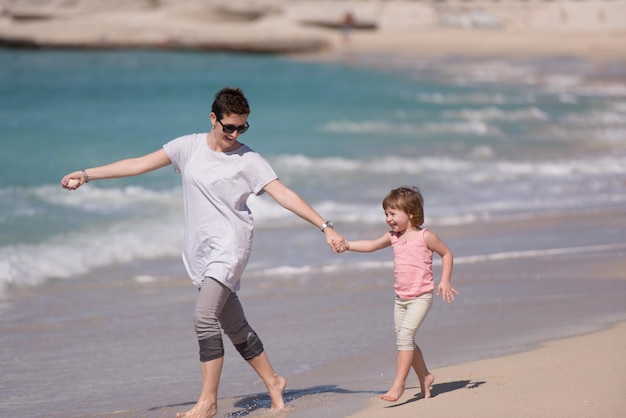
[263,179,346,252]
[61,149,172,189]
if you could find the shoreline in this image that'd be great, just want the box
[3,27,625,63]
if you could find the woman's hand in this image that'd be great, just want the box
[61,170,88,190]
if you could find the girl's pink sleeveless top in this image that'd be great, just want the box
[391,228,434,299]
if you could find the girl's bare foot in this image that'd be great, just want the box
[379,384,405,402]
[421,373,435,399]
[269,374,287,410]
[176,400,217,418]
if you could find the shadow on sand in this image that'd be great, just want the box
[384,379,486,409]
[149,380,484,416]
[224,384,381,417]
[147,384,375,417]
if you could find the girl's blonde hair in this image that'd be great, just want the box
[382,186,424,228]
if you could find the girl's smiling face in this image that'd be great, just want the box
[385,207,412,234]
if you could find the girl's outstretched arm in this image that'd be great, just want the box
[345,232,391,253]
[61,149,172,189]
[424,230,457,303]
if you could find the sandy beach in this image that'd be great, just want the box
[1,1,625,61]
[323,30,626,62]
[348,322,626,418]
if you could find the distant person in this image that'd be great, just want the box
[61,87,347,418]
[342,11,355,43]
[336,186,457,401]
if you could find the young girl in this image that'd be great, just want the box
[340,186,457,402]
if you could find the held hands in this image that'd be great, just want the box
[333,239,349,253]
[323,228,348,253]
[437,282,459,303]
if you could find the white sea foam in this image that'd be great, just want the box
[271,153,626,178]
[3,149,625,294]
[0,213,183,293]
[451,106,549,122]
[248,195,383,227]
[321,120,419,135]
[272,154,471,175]
[558,93,579,104]
[437,60,626,102]
[415,92,508,105]
[271,154,362,172]
[321,107,553,139]
[320,118,498,136]
[564,108,626,128]
[134,275,159,283]
[445,60,539,85]
[422,120,497,136]
[246,242,626,281]
[613,101,626,113]
[36,184,182,213]
[568,84,626,98]
[453,243,626,265]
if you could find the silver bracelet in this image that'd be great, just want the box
[320,220,333,232]
[81,169,89,183]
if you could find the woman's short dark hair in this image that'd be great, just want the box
[211,87,250,119]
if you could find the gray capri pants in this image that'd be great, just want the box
[394,292,433,351]
[194,277,264,362]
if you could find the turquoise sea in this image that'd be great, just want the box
[1,49,626,417]
[1,50,625,293]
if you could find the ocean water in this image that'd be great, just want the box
[1,49,625,294]
[1,49,626,416]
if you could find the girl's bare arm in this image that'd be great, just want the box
[424,230,457,303]
[346,232,391,253]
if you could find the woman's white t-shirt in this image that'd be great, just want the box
[163,133,277,290]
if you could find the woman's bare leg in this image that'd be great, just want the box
[380,350,413,402]
[247,352,286,410]
[412,345,435,399]
[176,357,223,418]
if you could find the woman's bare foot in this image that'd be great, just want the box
[379,383,405,402]
[269,374,287,410]
[176,400,217,418]
[421,373,435,399]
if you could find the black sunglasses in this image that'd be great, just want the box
[217,118,249,134]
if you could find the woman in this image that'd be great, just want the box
[61,87,346,418]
